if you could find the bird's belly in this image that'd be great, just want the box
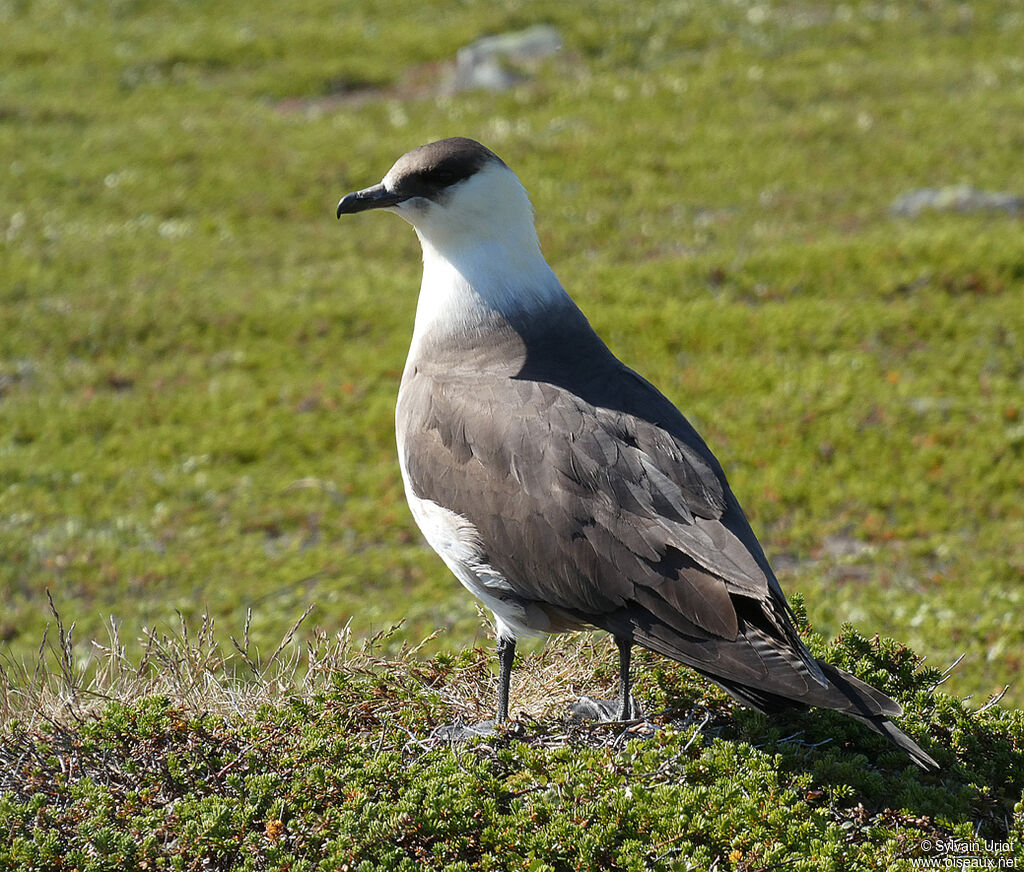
[400,476,564,639]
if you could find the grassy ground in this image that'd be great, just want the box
[1,604,1022,870]
[2,0,1023,715]
[2,3,1024,866]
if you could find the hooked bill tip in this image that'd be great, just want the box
[336,183,406,218]
[336,193,356,218]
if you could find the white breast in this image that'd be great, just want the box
[395,427,554,640]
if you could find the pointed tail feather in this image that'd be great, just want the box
[844,710,939,771]
[603,609,937,768]
[711,661,938,770]
[815,662,937,770]
[814,662,903,719]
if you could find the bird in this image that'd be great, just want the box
[336,136,937,769]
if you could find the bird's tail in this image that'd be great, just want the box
[716,661,938,770]
[603,608,938,769]
[814,662,938,770]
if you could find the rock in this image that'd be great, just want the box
[890,184,1024,217]
[278,25,563,115]
[444,25,563,94]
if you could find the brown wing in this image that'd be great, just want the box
[399,358,828,697]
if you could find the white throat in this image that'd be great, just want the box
[395,163,570,356]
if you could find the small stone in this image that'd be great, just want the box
[890,184,1024,217]
[444,25,563,94]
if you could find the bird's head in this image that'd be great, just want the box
[337,137,570,341]
[337,137,537,254]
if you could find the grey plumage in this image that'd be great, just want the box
[337,137,938,770]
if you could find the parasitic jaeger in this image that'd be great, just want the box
[336,137,937,769]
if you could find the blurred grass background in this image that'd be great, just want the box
[1,0,1022,704]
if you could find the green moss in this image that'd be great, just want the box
[1,625,1022,870]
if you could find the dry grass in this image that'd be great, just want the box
[430,612,622,723]
[0,594,630,733]
[0,593,396,727]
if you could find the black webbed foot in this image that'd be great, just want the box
[430,719,499,741]
[570,695,643,723]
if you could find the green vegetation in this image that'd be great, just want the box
[1,0,1022,700]
[2,0,1023,866]
[2,603,1022,870]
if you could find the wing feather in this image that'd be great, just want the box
[398,356,827,690]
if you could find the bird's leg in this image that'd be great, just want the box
[616,636,632,721]
[570,634,641,722]
[495,635,516,723]
[431,634,516,742]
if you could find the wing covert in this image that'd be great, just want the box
[399,366,774,640]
